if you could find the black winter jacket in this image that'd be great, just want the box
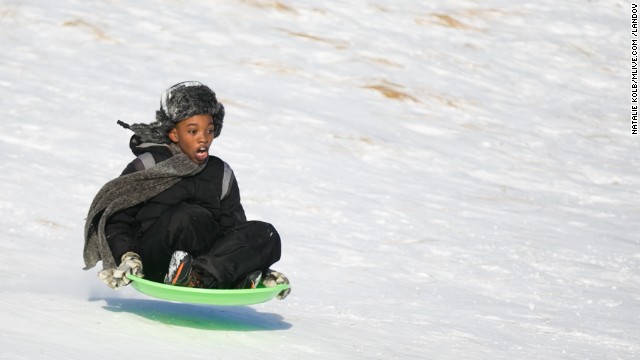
[105,142,246,264]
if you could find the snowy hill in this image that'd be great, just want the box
[0,0,637,359]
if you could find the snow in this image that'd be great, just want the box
[0,0,637,359]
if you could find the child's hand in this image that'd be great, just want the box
[98,252,144,289]
[262,269,291,300]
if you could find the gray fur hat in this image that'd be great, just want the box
[118,81,225,143]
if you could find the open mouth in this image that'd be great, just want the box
[195,146,209,162]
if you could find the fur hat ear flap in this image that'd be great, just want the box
[212,102,224,138]
[117,118,173,144]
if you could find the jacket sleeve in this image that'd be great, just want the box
[104,159,144,265]
[105,206,139,265]
[219,164,247,235]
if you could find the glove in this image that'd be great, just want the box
[98,252,144,289]
[261,269,291,300]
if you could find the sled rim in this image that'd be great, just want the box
[126,274,290,305]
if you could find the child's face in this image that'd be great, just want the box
[168,114,215,164]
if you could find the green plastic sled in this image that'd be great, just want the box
[126,274,290,306]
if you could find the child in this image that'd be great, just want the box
[83,81,290,299]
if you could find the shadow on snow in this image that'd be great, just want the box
[88,296,292,331]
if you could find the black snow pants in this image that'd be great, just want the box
[135,203,281,288]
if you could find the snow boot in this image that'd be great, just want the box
[164,250,204,288]
[235,270,263,289]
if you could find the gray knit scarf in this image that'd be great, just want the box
[83,145,206,270]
